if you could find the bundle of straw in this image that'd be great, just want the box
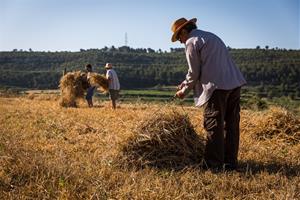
[59,71,109,107]
[59,71,88,107]
[88,73,109,92]
[120,109,205,169]
[253,107,300,143]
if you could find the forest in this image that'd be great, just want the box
[0,46,299,98]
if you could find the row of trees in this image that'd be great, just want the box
[10,45,288,54]
[0,48,299,98]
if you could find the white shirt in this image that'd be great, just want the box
[106,69,120,90]
[181,29,246,107]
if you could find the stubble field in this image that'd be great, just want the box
[0,95,299,199]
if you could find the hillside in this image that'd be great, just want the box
[0,96,299,199]
[0,48,300,98]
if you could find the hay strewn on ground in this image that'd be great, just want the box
[58,71,108,107]
[1,98,300,199]
[120,109,205,169]
[252,107,300,143]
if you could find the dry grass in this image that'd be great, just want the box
[119,109,205,169]
[0,96,300,199]
[251,106,300,143]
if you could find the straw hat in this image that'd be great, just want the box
[104,63,112,69]
[171,17,197,42]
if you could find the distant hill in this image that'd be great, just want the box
[0,47,299,98]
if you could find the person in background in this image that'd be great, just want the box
[171,17,246,170]
[104,63,120,109]
[85,64,95,107]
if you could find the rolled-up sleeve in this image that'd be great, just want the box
[181,39,202,96]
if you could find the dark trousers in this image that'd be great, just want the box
[203,87,241,168]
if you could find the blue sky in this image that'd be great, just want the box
[0,0,299,51]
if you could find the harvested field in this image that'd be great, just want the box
[0,96,299,199]
[251,107,300,144]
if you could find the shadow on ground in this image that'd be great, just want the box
[237,160,300,177]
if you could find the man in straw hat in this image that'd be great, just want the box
[105,63,120,109]
[171,17,246,170]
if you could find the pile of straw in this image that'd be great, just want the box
[120,109,205,169]
[59,71,88,107]
[59,71,108,107]
[88,73,109,92]
[253,107,300,143]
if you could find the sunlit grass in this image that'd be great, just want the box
[0,96,299,199]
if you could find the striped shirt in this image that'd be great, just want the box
[181,29,246,107]
[106,69,120,90]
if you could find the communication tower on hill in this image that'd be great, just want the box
[125,32,128,46]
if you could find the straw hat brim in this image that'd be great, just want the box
[171,18,197,42]
[104,63,112,69]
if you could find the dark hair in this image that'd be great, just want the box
[182,23,197,34]
[85,64,92,69]
[85,64,92,72]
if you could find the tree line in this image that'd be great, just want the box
[0,47,299,98]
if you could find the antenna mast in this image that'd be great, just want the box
[125,32,128,46]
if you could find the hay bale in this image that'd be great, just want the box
[88,73,109,92]
[253,107,300,143]
[59,71,88,107]
[120,110,205,169]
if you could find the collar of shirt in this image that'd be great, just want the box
[184,29,198,46]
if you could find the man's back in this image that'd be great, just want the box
[187,29,246,90]
[106,69,120,90]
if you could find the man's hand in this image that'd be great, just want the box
[175,90,185,99]
[177,82,186,90]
